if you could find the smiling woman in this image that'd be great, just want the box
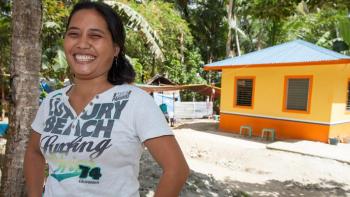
[64,9,118,82]
[24,1,189,197]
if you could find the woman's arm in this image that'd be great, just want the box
[24,131,46,197]
[144,135,189,197]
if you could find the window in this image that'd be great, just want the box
[347,80,350,111]
[235,78,254,107]
[284,76,312,112]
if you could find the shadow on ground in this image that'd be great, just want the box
[174,121,220,132]
[139,151,350,197]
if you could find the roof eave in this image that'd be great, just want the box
[204,59,350,71]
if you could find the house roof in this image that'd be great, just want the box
[204,39,350,71]
[137,84,221,99]
[146,74,175,85]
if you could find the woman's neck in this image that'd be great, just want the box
[70,77,113,98]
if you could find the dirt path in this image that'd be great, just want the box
[139,119,350,197]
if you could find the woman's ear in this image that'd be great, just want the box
[114,46,120,57]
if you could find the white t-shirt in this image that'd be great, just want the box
[31,84,173,197]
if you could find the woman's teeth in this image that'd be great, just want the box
[75,54,95,62]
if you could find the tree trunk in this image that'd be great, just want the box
[1,71,5,121]
[234,14,241,56]
[180,32,185,64]
[0,53,4,121]
[151,57,156,77]
[207,51,213,84]
[226,0,234,57]
[0,0,42,196]
[269,20,279,46]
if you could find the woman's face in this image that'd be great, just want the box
[64,9,119,81]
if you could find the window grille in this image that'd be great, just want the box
[286,78,310,111]
[236,79,253,106]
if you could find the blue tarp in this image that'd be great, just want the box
[0,123,8,136]
[40,80,53,93]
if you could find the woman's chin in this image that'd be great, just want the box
[73,73,109,82]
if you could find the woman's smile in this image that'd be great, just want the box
[74,54,96,63]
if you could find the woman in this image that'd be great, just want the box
[24,1,189,196]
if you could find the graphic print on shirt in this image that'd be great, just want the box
[48,154,101,184]
[41,90,131,183]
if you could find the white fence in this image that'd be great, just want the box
[174,102,213,119]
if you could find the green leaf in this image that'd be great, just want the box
[52,49,68,72]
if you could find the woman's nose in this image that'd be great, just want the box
[76,36,91,49]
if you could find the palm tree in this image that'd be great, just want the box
[226,0,247,57]
[105,1,165,62]
[226,0,234,57]
[0,0,42,195]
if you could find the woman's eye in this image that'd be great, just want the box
[90,34,102,39]
[67,32,79,37]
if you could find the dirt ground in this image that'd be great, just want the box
[0,119,349,196]
[139,119,350,197]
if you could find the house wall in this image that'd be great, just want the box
[220,113,330,142]
[329,63,350,139]
[219,64,350,142]
[329,123,350,140]
[330,64,350,122]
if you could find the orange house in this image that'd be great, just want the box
[204,40,350,143]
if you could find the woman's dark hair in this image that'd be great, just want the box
[66,0,135,85]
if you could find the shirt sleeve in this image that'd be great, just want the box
[133,90,173,142]
[31,97,49,134]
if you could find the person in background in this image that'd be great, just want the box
[159,103,169,123]
[24,1,189,196]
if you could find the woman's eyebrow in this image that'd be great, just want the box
[67,26,80,31]
[89,28,106,34]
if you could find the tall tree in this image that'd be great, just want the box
[189,0,228,63]
[281,1,348,50]
[226,0,234,57]
[163,0,190,17]
[246,0,302,45]
[0,0,42,195]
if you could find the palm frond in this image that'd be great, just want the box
[105,1,165,62]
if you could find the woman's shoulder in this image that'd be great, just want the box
[113,84,154,104]
[118,84,151,97]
